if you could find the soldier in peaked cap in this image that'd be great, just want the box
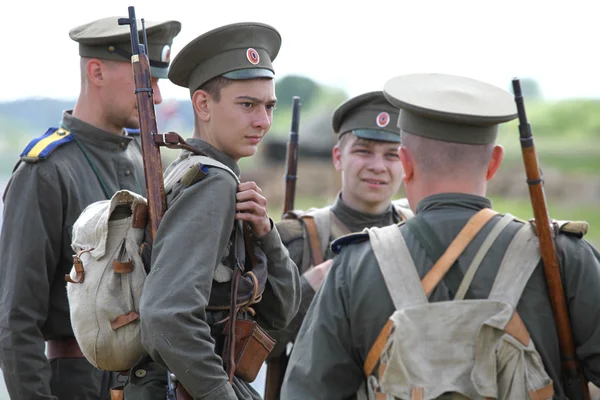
[0,16,180,400]
[130,22,300,400]
[282,73,600,399]
[264,91,414,399]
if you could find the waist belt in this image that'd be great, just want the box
[46,338,85,359]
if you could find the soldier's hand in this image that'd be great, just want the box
[303,259,334,292]
[236,181,272,238]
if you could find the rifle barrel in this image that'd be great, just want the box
[283,97,301,216]
[512,77,589,400]
[121,6,166,241]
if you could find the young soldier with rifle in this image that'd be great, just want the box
[0,14,180,400]
[282,73,600,400]
[265,91,414,399]
[118,16,301,400]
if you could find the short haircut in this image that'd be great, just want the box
[401,131,494,178]
[198,75,234,102]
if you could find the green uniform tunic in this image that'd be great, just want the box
[138,139,301,400]
[270,195,406,357]
[0,111,145,399]
[282,193,600,400]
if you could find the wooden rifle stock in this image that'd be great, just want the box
[119,8,165,241]
[265,354,289,400]
[512,78,590,400]
[119,8,200,240]
[282,96,302,218]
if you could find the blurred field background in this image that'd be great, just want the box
[0,75,599,397]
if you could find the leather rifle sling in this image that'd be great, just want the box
[363,208,498,377]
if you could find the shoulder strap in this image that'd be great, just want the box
[392,198,415,221]
[488,222,541,308]
[406,217,464,296]
[193,156,240,183]
[421,208,498,297]
[368,224,428,310]
[302,216,325,266]
[311,206,332,257]
[164,154,240,194]
[301,206,332,266]
[363,208,498,378]
[454,213,515,300]
[406,209,498,298]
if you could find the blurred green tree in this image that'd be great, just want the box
[275,75,320,110]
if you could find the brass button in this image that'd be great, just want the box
[134,369,147,378]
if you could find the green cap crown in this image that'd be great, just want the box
[332,91,401,143]
[383,73,517,145]
[168,22,281,96]
[69,17,181,79]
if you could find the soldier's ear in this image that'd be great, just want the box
[192,90,211,122]
[86,59,105,87]
[332,144,343,171]
[486,145,504,181]
[399,146,413,183]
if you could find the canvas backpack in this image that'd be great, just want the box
[66,154,239,371]
[358,208,554,400]
[289,198,414,271]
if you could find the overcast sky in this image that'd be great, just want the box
[1,0,598,102]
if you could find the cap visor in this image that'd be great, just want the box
[150,66,168,79]
[353,129,401,143]
[222,68,274,80]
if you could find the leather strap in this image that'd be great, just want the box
[225,221,245,383]
[110,311,140,330]
[302,216,324,265]
[65,253,86,284]
[364,319,393,376]
[110,387,124,400]
[46,338,85,359]
[363,208,498,377]
[131,203,148,229]
[529,382,554,400]
[112,260,134,273]
[176,385,193,400]
[421,208,498,297]
[504,312,530,346]
[411,387,424,400]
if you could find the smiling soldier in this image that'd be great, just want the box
[265,91,414,399]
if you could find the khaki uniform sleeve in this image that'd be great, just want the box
[252,223,301,332]
[275,218,305,269]
[139,171,237,400]
[558,234,600,387]
[0,164,62,399]
[265,219,308,357]
[281,244,364,399]
[266,277,315,359]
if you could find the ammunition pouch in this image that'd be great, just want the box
[221,319,275,382]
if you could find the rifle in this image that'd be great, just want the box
[282,96,302,219]
[512,78,590,400]
[118,7,201,400]
[119,6,201,240]
[264,97,302,400]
